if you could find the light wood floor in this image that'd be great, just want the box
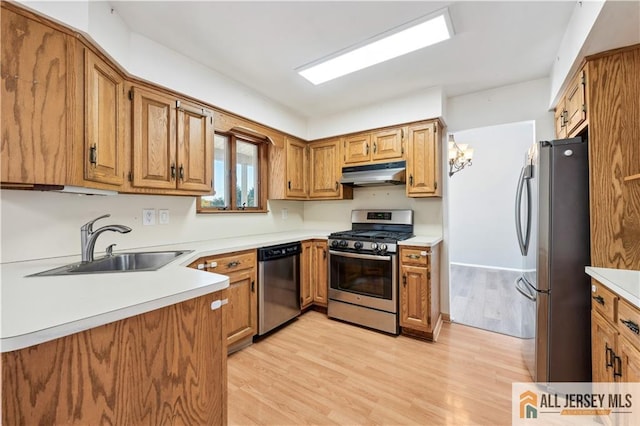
[450,264,525,337]
[228,311,531,425]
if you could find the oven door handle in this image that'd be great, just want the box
[329,250,391,261]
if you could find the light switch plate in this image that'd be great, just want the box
[158,209,170,224]
[142,208,156,226]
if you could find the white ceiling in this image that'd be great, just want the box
[111,1,579,118]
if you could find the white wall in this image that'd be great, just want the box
[448,121,535,269]
[0,191,304,263]
[307,87,445,140]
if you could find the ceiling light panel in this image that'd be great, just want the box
[298,8,454,85]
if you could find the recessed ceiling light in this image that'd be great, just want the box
[297,8,454,85]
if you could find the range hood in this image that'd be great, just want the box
[339,161,406,187]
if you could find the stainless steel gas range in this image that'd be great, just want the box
[327,209,414,334]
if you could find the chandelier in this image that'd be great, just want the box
[448,134,474,177]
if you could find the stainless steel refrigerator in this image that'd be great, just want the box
[514,136,592,382]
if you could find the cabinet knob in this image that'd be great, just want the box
[365,143,369,155]
[409,175,414,186]
[592,295,605,305]
[170,163,176,180]
[179,164,185,181]
[89,144,97,165]
[402,275,407,286]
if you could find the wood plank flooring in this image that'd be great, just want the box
[228,311,531,425]
[449,264,525,337]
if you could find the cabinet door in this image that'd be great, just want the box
[285,137,308,198]
[343,133,371,165]
[1,7,68,185]
[564,68,587,136]
[554,104,567,139]
[300,241,313,309]
[400,264,431,332]
[312,241,328,306]
[176,100,212,192]
[592,312,618,382]
[406,122,440,197]
[618,336,640,383]
[84,51,125,186]
[371,127,404,162]
[224,270,257,346]
[131,86,176,189]
[309,139,340,198]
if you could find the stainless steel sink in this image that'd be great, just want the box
[28,250,193,277]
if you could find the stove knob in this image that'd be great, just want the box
[339,240,348,248]
[330,240,339,248]
[379,243,387,252]
[354,241,363,250]
[371,242,378,250]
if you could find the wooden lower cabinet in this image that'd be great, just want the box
[1,291,228,425]
[399,244,442,341]
[591,278,640,382]
[189,250,257,351]
[300,240,328,309]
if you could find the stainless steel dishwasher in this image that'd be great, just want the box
[257,241,301,335]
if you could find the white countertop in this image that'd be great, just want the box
[399,236,443,247]
[585,266,640,309]
[1,230,441,352]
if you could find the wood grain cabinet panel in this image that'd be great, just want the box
[84,50,125,186]
[399,245,441,341]
[189,250,257,350]
[300,241,314,309]
[309,138,341,199]
[371,127,405,161]
[591,278,640,383]
[300,240,328,308]
[176,100,213,191]
[343,133,371,165]
[1,291,227,425]
[130,86,213,194]
[285,136,308,198]
[131,86,177,190]
[406,121,441,198]
[311,240,328,306]
[1,5,69,185]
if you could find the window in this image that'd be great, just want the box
[199,132,267,212]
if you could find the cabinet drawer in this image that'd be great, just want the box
[400,247,431,267]
[192,250,256,274]
[591,279,617,323]
[618,299,640,350]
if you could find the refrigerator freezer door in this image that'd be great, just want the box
[515,165,532,256]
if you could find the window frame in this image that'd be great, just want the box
[197,131,268,214]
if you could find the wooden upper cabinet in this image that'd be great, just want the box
[131,86,177,190]
[84,51,125,186]
[1,5,69,185]
[176,100,213,191]
[309,138,341,198]
[285,136,308,198]
[371,127,405,161]
[564,68,587,135]
[343,133,371,165]
[130,85,212,193]
[406,121,441,198]
[554,65,587,139]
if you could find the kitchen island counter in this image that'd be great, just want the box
[0,230,329,352]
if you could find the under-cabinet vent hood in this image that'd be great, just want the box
[339,161,406,187]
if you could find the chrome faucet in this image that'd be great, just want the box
[81,214,132,262]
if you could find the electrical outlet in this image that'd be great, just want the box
[159,209,170,224]
[142,208,156,226]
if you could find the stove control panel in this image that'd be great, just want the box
[328,239,397,254]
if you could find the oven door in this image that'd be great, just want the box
[328,250,397,313]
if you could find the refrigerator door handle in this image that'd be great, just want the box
[515,276,537,301]
[515,168,528,255]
